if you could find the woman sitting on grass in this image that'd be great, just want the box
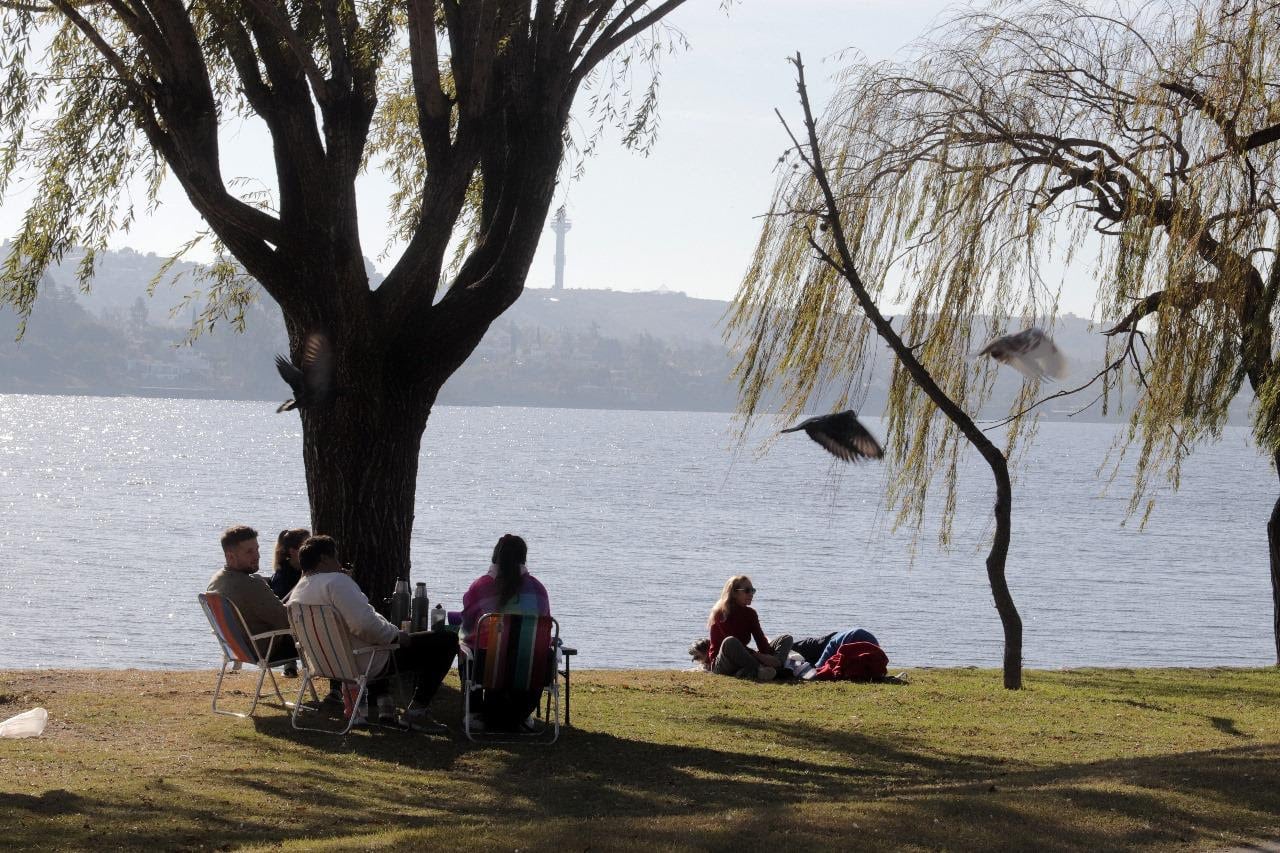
[461,534,551,731]
[703,575,792,682]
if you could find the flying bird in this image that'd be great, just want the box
[781,410,884,462]
[976,327,1068,381]
[275,332,336,413]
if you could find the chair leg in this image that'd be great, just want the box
[265,664,290,708]
[547,684,561,745]
[562,656,571,727]
[338,680,367,735]
[292,675,367,735]
[212,657,259,719]
[463,670,477,743]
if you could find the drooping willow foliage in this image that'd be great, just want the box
[729,0,1280,538]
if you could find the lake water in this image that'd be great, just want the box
[0,394,1275,672]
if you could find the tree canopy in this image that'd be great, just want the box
[732,0,1280,531]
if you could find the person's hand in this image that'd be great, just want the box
[398,629,412,647]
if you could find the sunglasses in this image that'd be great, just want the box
[734,587,757,594]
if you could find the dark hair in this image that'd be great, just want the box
[492,534,528,606]
[298,535,338,573]
[220,525,258,551]
[274,528,310,571]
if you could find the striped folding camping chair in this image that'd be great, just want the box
[460,613,565,744]
[287,602,399,735]
[198,592,300,718]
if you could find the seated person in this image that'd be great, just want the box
[289,535,458,728]
[461,534,551,731]
[705,575,792,682]
[268,527,310,677]
[269,528,309,599]
[206,524,297,664]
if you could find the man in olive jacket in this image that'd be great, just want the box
[206,525,297,662]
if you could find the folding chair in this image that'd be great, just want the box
[460,613,566,744]
[198,592,301,718]
[287,602,399,735]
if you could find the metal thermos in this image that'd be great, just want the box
[411,583,430,631]
[430,603,446,632]
[391,579,412,627]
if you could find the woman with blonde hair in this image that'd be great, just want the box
[705,575,792,681]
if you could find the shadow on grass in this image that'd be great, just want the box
[1058,669,1280,706]
[5,705,1280,852]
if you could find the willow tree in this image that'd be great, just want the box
[732,0,1280,666]
[730,54,1031,689]
[0,0,689,599]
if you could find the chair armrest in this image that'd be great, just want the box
[458,641,474,660]
[560,646,577,656]
[350,644,398,656]
[249,628,294,641]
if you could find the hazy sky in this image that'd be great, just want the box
[6,2,1114,316]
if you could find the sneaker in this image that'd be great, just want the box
[375,696,398,726]
[517,715,546,736]
[401,707,449,734]
[322,688,344,707]
[755,666,777,682]
[282,663,298,678]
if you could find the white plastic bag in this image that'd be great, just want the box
[0,707,48,739]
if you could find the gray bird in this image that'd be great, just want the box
[781,410,884,462]
[275,332,336,413]
[977,326,1068,380]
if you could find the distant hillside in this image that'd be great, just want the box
[0,246,1255,421]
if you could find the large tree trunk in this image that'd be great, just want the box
[300,368,435,609]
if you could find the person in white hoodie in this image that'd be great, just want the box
[289,535,457,729]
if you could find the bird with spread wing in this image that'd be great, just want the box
[275,332,337,413]
[780,410,884,462]
[976,327,1068,381]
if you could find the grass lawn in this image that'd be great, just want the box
[1,667,1279,851]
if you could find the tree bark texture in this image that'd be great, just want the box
[301,378,434,609]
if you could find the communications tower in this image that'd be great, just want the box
[550,205,571,290]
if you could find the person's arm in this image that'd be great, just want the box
[241,573,290,632]
[748,610,781,666]
[527,576,551,616]
[329,576,399,647]
[460,577,489,639]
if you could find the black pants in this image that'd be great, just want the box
[370,631,459,706]
[459,659,543,728]
[260,635,298,664]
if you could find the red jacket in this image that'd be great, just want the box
[708,605,772,665]
[812,641,888,681]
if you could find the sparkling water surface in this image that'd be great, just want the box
[0,393,1274,671]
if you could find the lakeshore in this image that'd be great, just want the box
[2,667,1278,851]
